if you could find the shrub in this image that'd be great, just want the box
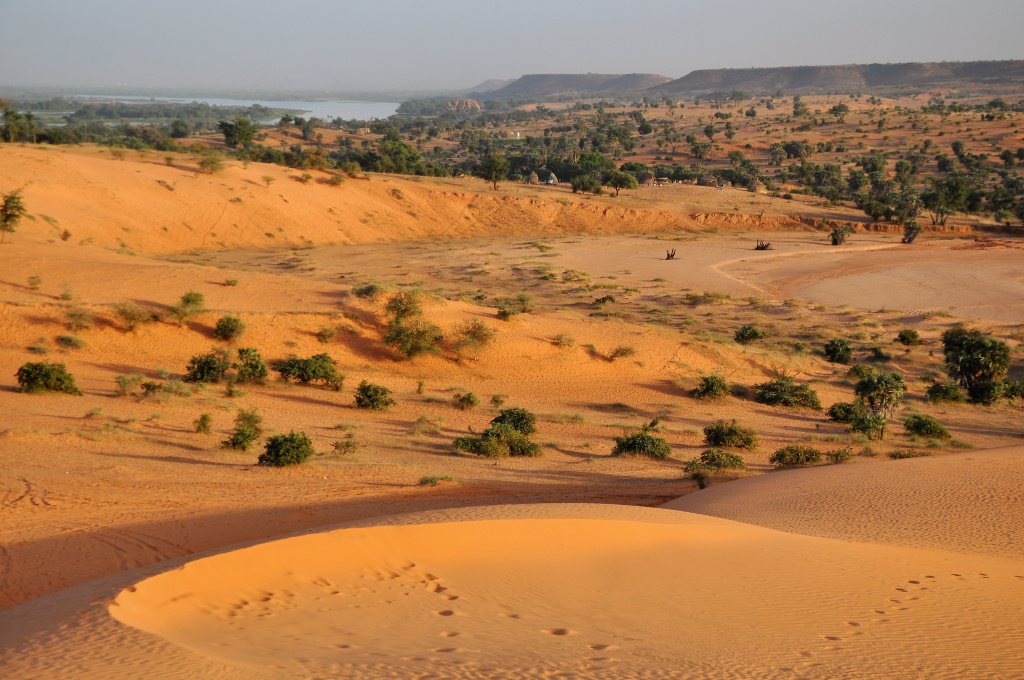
[66,307,94,331]
[850,412,887,440]
[896,329,921,346]
[829,224,853,245]
[827,400,864,423]
[198,152,225,174]
[692,374,729,400]
[846,363,875,380]
[258,431,314,466]
[233,348,268,384]
[854,371,906,417]
[454,422,541,458]
[901,220,923,244]
[496,294,533,321]
[754,376,821,409]
[613,420,671,459]
[214,315,246,341]
[867,345,892,362]
[222,408,262,451]
[926,381,966,403]
[489,407,537,435]
[115,372,143,396]
[332,439,359,454]
[15,362,82,395]
[419,475,458,486]
[770,445,823,466]
[734,325,767,345]
[184,348,231,384]
[385,318,442,359]
[113,302,156,331]
[940,327,1011,404]
[453,392,480,410]
[825,448,853,464]
[57,335,85,350]
[354,380,396,410]
[890,449,931,459]
[276,353,344,390]
[316,326,338,343]
[683,448,746,472]
[551,333,575,347]
[491,394,506,407]
[703,420,759,449]
[194,413,212,434]
[824,338,853,363]
[452,320,495,355]
[352,283,384,298]
[385,291,422,321]
[166,291,206,326]
[903,414,950,439]
[609,345,637,360]
[225,278,239,287]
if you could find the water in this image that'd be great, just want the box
[74,95,399,122]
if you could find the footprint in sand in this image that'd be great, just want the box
[588,644,616,651]
[501,613,521,619]
[542,628,574,636]
[441,631,460,637]
[432,647,459,653]
[434,610,456,617]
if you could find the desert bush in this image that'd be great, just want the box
[454,421,541,458]
[489,407,537,435]
[233,348,268,384]
[551,333,575,347]
[609,345,637,361]
[16,362,82,395]
[940,327,1011,404]
[896,329,921,345]
[850,412,888,440]
[385,318,442,359]
[903,414,950,439]
[901,220,923,244]
[166,291,206,326]
[491,394,506,407]
[198,152,225,174]
[452,392,480,410]
[825,448,853,464]
[613,420,671,459]
[57,335,85,350]
[692,374,729,400]
[754,376,821,409]
[354,380,396,410]
[224,278,239,287]
[593,295,616,305]
[275,353,344,390]
[452,319,495,355]
[867,345,892,362]
[829,224,853,245]
[222,408,262,451]
[27,338,50,354]
[703,420,759,449]
[316,326,338,343]
[734,325,767,345]
[926,380,966,403]
[184,348,231,384]
[194,413,212,434]
[846,364,875,380]
[827,400,864,423]
[213,315,246,341]
[332,439,359,454]
[115,372,144,396]
[824,338,853,363]
[890,449,931,459]
[66,307,94,331]
[352,283,384,298]
[419,475,458,486]
[496,294,533,321]
[113,302,156,331]
[683,448,746,473]
[385,291,422,321]
[854,371,906,417]
[258,431,314,466]
[770,445,823,467]
[28,275,42,291]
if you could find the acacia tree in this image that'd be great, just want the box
[1,188,27,244]
[605,169,638,196]
[475,152,509,190]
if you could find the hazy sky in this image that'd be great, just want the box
[1,0,1022,94]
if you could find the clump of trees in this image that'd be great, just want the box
[276,353,344,390]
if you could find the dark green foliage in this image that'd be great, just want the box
[896,329,922,345]
[850,412,888,440]
[475,151,509,189]
[489,407,537,436]
[940,327,1011,404]
[571,174,602,194]
[184,348,231,384]
[166,290,206,326]
[754,376,821,409]
[217,117,259,147]
[385,291,422,321]
[222,408,262,451]
[824,338,853,363]
[692,374,728,400]
[233,348,268,385]
[867,345,893,362]
[454,422,541,458]
[890,449,931,459]
[903,414,951,439]
[15,362,82,395]
[275,353,344,390]
[826,448,853,464]
[1,188,28,243]
[683,448,746,473]
[194,413,212,434]
[827,400,864,423]
[613,420,671,459]
[703,420,759,449]
[354,380,396,410]
[769,445,823,467]
[734,325,767,345]
[846,364,875,380]
[384,318,442,359]
[258,431,314,467]
[352,283,384,298]
[452,392,480,410]
[213,315,246,341]
[605,169,638,196]
[901,220,923,244]
[829,224,853,245]
[854,371,906,417]
[926,380,966,403]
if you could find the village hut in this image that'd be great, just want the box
[528,171,539,184]
[748,180,768,194]
[698,174,718,187]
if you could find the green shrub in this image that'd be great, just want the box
[827,400,864,423]
[734,325,767,345]
[213,315,246,341]
[194,413,212,434]
[609,345,637,360]
[491,394,506,407]
[903,414,950,439]
[276,353,344,390]
[454,421,542,458]
[57,335,85,350]
[692,374,728,400]
[115,372,144,396]
[940,327,1011,404]
[453,392,480,410]
[925,380,966,403]
[613,420,671,459]
[258,431,314,466]
[233,348,268,384]
[27,338,50,354]
[824,338,853,363]
[829,224,853,245]
[770,445,823,467]
[15,362,82,395]
[113,301,156,331]
[850,412,887,440]
[385,318,442,359]
[867,345,892,362]
[683,448,746,473]
[316,326,338,343]
[419,475,458,486]
[354,380,396,410]
[66,307,94,331]
[703,420,759,449]
[825,448,853,464]
[489,407,537,435]
[890,449,931,459]
[385,291,422,321]
[896,329,921,345]
[224,278,239,287]
[754,376,821,409]
[452,320,495,355]
[222,408,262,451]
[551,333,575,347]
[352,283,384,298]
[846,364,875,380]
[854,371,906,417]
[496,294,533,320]
[184,348,231,384]
[166,290,206,326]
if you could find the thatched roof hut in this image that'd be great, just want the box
[698,174,718,187]
[748,180,768,194]
[528,171,539,184]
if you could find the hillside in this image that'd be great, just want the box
[482,73,671,100]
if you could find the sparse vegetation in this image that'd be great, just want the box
[903,414,951,439]
[451,319,495,357]
[316,326,338,343]
[222,408,262,451]
[551,333,575,348]
[825,448,853,464]
[754,375,821,409]
[692,374,729,400]
[259,431,314,466]
[734,325,766,345]
[353,381,396,410]
[57,335,85,350]
[166,291,206,326]
[15,362,82,395]
[824,338,853,363]
[703,420,759,449]
[213,315,246,341]
[609,345,637,361]
[66,307,93,331]
[613,419,671,459]
[113,302,156,331]
[275,353,344,390]
[385,317,442,359]
[194,413,212,434]
[419,475,458,486]
[770,445,823,467]
[452,392,480,410]
[184,348,231,384]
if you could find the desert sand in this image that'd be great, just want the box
[2,143,1023,678]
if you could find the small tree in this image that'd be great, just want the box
[1,188,27,244]
[734,325,766,345]
[901,220,923,244]
[258,431,314,466]
[184,348,231,384]
[233,348,268,384]
[222,408,262,451]
[475,151,509,190]
[824,338,853,363]
[489,407,537,435]
[214,315,246,341]
[353,380,396,410]
[166,290,206,326]
[854,371,906,417]
[605,169,639,196]
[385,318,441,359]
[829,224,853,245]
[940,328,1011,404]
[385,291,422,321]
[692,374,728,400]
[217,117,259,148]
[16,362,82,395]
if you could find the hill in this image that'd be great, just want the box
[482,73,671,100]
